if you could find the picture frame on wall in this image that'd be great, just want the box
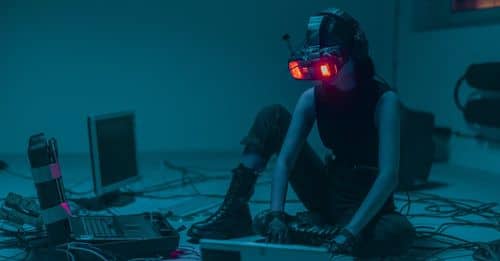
[413,0,500,31]
[452,0,500,12]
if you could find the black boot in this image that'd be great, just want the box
[187,164,258,240]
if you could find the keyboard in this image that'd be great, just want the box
[66,212,180,259]
[79,216,120,237]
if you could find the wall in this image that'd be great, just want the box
[1,0,396,155]
[396,0,500,173]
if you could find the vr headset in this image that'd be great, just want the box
[285,8,368,82]
[288,46,344,81]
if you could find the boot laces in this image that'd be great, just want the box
[207,173,246,220]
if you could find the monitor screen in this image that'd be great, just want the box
[88,112,138,195]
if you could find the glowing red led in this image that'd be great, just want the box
[289,61,304,80]
[320,64,332,77]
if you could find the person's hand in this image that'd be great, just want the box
[326,228,356,257]
[265,211,289,243]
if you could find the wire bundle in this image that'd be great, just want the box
[122,160,290,205]
[2,159,499,260]
[0,222,39,261]
[394,191,500,260]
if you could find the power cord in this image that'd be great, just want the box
[2,159,497,260]
[133,161,298,205]
[395,191,500,260]
[0,160,31,180]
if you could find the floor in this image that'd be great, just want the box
[0,152,499,260]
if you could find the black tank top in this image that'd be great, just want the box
[315,79,391,167]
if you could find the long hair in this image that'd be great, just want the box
[354,55,375,84]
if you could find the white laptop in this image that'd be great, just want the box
[199,238,352,261]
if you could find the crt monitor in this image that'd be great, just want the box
[87,111,139,207]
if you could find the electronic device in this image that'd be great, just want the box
[200,239,332,261]
[287,48,342,81]
[0,207,43,228]
[28,133,73,246]
[1,192,43,228]
[27,133,180,258]
[454,62,500,141]
[283,9,368,82]
[398,105,435,191]
[473,239,500,261]
[85,111,140,209]
[70,212,180,259]
[5,192,40,217]
[27,212,181,260]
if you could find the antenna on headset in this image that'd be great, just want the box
[282,33,295,56]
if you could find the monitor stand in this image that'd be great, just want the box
[71,190,136,211]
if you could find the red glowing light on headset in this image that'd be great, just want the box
[320,64,331,77]
[289,61,304,80]
[289,60,339,80]
[319,63,339,78]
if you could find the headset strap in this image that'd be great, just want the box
[306,15,324,48]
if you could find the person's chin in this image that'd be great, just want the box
[316,78,336,88]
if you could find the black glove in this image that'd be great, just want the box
[265,211,289,243]
[326,228,357,256]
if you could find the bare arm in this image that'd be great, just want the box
[270,88,316,212]
[345,91,401,235]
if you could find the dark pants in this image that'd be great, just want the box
[242,104,416,258]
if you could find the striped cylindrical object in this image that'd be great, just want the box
[28,133,73,246]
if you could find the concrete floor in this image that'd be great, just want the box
[0,152,499,260]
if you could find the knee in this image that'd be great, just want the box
[376,213,416,255]
[356,213,416,257]
[255,104,292,129]
[241,105,292,157]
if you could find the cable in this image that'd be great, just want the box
[0,250,30,261]
[451,129,500,144]
[105,208,118,216]
[63,242,117,261]
[176,246,201,259]
[475,241,500,261]
[135,192,301,204]
[67,246,108,261]
[55,247,76,261]
[163,159,238,173]
[61,160,500,260]
[125,246,200,261]
[406,191,412,216]
[130,174,227,195]
[127,257,169,261]
[66,158,294,212]
[65,189,93,196]
[0,170,32,180]
[394,191,500,222]
[392,191,500,260]
[397,191,412,216]
[178,245,200,255]
[130,160,246,198]
[454,75,467,112]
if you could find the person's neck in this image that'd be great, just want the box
[334,79,358,93]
